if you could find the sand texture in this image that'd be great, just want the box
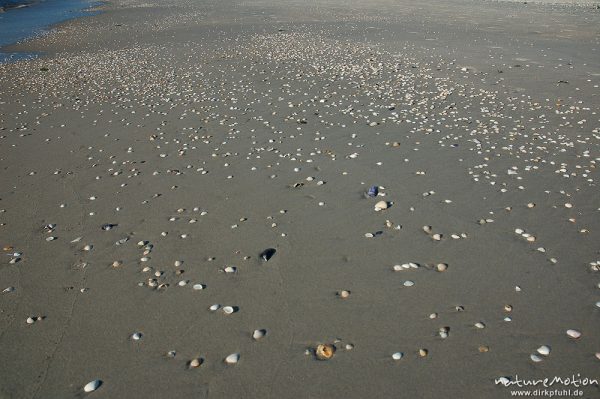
[0,0,599,398]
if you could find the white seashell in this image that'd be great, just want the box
[436,263,448,272]
[403,280,415,287]
[364,233,374,238]
[530,354,543,363]
[26,317,35,324]
[596,301,600,309]
[131,332,143,341]
[537,345,551,356]
[374,201,388,211]
[225,353,240,364]
[224,266,236,273]
[393,265,402,271]
[504,316,512,322]
[46,236,57,242]
[566,329,581,339]
[222,306,234,314]
[189,358,202,368]
[392,352,403,360]
[432,233,442,241]
[475,322,485,329]
[83,379,102,393]
[83,244,93,251]
[423,226,432,234]
[177,280,187,287]
[140,257,149,262]
[564,203,573,208]
[515,228,524,235]
[209,304,221,311]
[253,329,267,340]
[192,284,205,290]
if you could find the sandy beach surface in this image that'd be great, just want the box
[0,0,599,397]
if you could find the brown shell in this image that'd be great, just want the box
[315,344,335,360]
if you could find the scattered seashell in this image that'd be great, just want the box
[315,344,335,360]
[209,304,221,311]
[223,266,237,273]
[478,346,490,353]
[223,306,235,314]
[530,354,543,363]
[189,358,203,368]
[418,349,428,357]
[260,248,276,261]
[374,201,389,211]
[403,280,415,287]
[392,352,403,360]
[131,332,143,341]
[436,263,448,272]
[253,329,267,340]
[567,329,582,339]
[432,233,442,241]
[83,379,102,393]
[475,322,486,329]
[337,290,351,299]
[225,353,240,364]
[537,345,551,356]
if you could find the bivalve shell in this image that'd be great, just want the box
[225,353,240,364]
[567,329,582,339]
[83,379,102,393]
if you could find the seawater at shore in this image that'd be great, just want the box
[0,0,101,62]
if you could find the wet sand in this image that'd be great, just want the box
[0,0,599,398]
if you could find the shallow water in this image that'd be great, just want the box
[0,0,100,62]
